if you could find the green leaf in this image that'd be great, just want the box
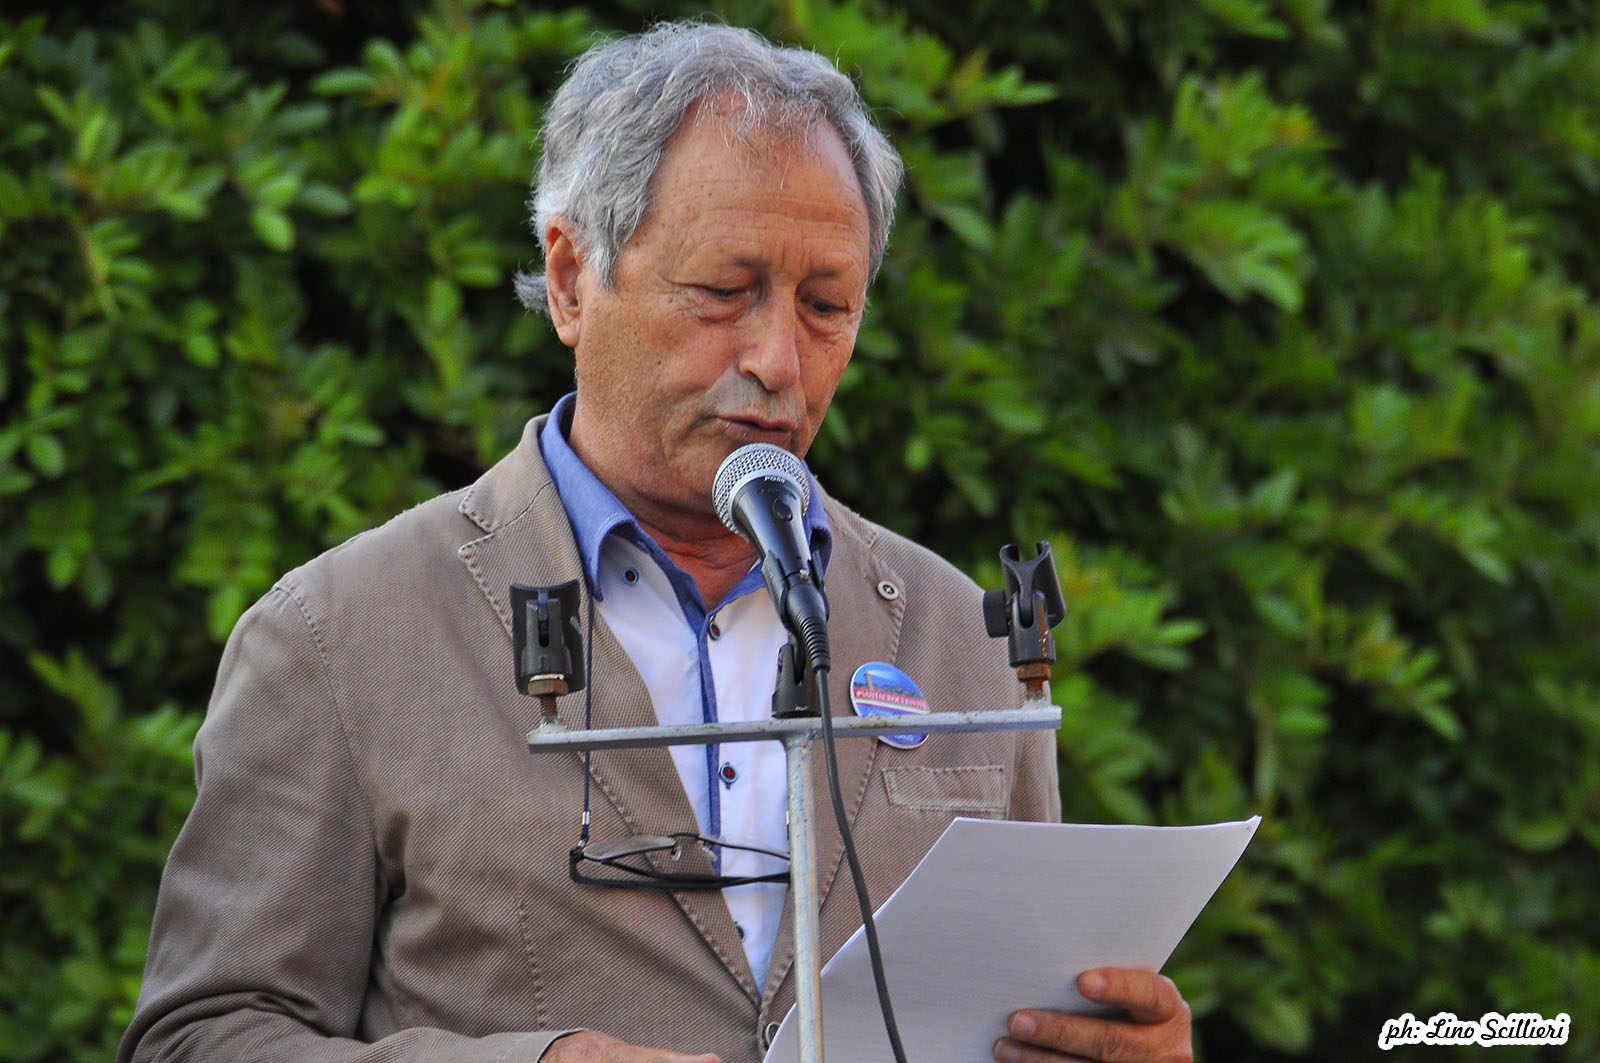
[24,432,66,478]
[255,173,302,210]
[0,166,30,217]
[297,182,352,216]
[248,207,295,251]
[1495,810,1570,853]
[1252,593,1305,637]
[59,323,111,366]
[425,276,462,332]
[452,261,500,287]
[363,38,406,79]
[1240,992,1313,1052]
[206,584,249,643]
[928,202,992,250]
[183,333,220,368]
[1414,700,1464,742]
[74,107,112,166]
[311,68,379,96]
[1170,199,1307,310]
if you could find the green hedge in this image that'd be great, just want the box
[3,1,1597,1059]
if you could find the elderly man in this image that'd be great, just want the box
[121,21,1192,1063]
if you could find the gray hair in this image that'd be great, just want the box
[513,22,904,312]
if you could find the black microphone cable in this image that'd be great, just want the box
[713,443,908,1061]
[812,669,909,1063]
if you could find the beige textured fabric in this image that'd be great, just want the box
[121,416,1061,1063]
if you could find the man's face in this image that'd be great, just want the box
[550,101,871,531]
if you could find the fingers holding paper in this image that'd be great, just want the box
[992,968,1193,1063]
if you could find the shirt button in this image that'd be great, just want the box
[708,618,722,639]
[736,922,746,940]
[719,762,737,787]
[622,568,639,585]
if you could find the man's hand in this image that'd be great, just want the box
[541,1030,721,1063]
[992,968,1192,1063]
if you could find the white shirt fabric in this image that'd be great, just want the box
[594,535,792,989]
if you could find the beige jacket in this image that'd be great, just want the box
[122,416,1061,1063]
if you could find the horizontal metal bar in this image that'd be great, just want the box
[526,704,1061,753]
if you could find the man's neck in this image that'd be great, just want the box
[627,504,757,610]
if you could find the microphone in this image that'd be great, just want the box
[713,443,830,672]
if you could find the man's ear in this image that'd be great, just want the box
[544,219,584,348]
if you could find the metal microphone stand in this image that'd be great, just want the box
[520,544,1065,1063]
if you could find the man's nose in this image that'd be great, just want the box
[738,300,802,393]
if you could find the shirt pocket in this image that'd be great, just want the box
[881,764,1009,817]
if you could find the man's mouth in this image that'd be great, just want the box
[720,414,796,441]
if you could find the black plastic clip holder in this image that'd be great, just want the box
[771,634,824,719]
[771,547,827,719]
[512,581,585,709]
[982,541,1066,697]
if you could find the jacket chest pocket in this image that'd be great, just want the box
[881,764,1009,817]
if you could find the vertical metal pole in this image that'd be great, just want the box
[784,730,824,1063]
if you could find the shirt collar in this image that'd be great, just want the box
[538,392,832,606]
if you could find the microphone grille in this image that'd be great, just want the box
[713,443,810,533]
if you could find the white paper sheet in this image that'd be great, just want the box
[762,816,1260,1063]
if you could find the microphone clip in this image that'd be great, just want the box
[771,635,825,718]
[512,581,586,707]
[772,548,828,718]
[982,541,1066,697]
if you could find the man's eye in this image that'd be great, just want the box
[702,286,741,300]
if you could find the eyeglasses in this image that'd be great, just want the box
[561,590,789,891]
[570,831,791,890]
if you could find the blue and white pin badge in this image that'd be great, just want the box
[849,662,930,749]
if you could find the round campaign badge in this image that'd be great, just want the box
[849,662,930,750]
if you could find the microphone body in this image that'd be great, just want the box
[713,444,831,672]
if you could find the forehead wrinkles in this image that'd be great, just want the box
[692,185,866,239]
[640,114,869,279]
[669,191,870,284]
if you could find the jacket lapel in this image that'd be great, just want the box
[455,417,763,1002]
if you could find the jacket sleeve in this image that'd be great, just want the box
[119,587,577,1063]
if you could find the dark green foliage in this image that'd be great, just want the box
[3,1,1597,1059]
